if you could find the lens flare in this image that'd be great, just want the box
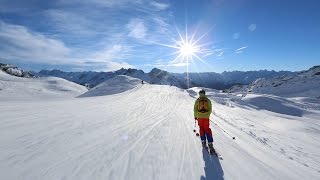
[179,41,199,57]
[151,24,215,88]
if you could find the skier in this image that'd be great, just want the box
[194,89,215,153]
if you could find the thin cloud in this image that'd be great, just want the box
[236,46,247,52]
[144,59,189,68]
[68,57,134,72]
[155,59,164,65]
[249,24,257,31]
[233,32,240,39]
[204,52,213,57]
[56,0,138,8]
[0,0,175,71]
[150,1,169,10]
[235,46,247,54]
[152,16,171,34]
[68,43,135,71]
[127,18,147,39]
[169,62,189,67]
[0,21,71,64]
[81,43,135,71]
[90,44,132,61]
[0,21,135,71]
[44,9,95,36]
[209,48,224,57]
[67,61,134,72]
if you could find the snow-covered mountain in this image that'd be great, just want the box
[0,63,35,78]
[79,75,142,97]
[227,65,320,98]
[0,68,87,101]
[148,68,189,88]
[38,68,184,88]
[173,70,293,89]
[38,68,148,88]
[38,67,293,89]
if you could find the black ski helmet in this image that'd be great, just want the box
[199,89,205,94]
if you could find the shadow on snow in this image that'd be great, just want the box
[200,149,224,180]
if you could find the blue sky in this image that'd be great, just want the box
[0,0,319,73]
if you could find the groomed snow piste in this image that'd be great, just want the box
[0,75,319,180]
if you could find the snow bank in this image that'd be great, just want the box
[78,75,142,97]
[242,94,304,117]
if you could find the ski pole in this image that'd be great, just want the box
[193,119,199,136]
[210,119,236,140]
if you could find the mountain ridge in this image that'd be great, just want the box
[37,67,296,90]
[226,65,320,98]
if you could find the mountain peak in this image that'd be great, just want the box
[149,68,167,74]
[309,65,320,71]
[0,63,35,78]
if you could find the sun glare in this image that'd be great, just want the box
[179,42,198,57]
[152,23,214,88]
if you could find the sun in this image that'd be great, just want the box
[167,25,214,66]
[179,41,198,57]
[150,25,213,66]
[151,23,214,88]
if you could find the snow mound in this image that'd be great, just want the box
[242,94,304,117]
[79,75,142,97]
[0,70,87,101]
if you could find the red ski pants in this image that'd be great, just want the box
[197,118,213,142]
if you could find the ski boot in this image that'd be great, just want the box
[202,140,207,148]
[208,142,216,155]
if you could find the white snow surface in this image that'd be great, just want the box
[1,78,320,180]
[79,75,142,97]
[0,71,87,101]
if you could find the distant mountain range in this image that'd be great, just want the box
[37,67,294,90]
[1,62,319,95]
[37,68,186,88]
[226,65,320,98]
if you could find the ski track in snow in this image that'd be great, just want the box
[1,83,320,180]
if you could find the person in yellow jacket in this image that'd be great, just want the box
[194,89,213,149]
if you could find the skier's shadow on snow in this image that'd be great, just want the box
[200,149,224,180]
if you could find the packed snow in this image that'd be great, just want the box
[0,73,319,180]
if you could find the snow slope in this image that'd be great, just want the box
[0,82,319,179]
[0,71,87,101]
[79,75,142,97]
